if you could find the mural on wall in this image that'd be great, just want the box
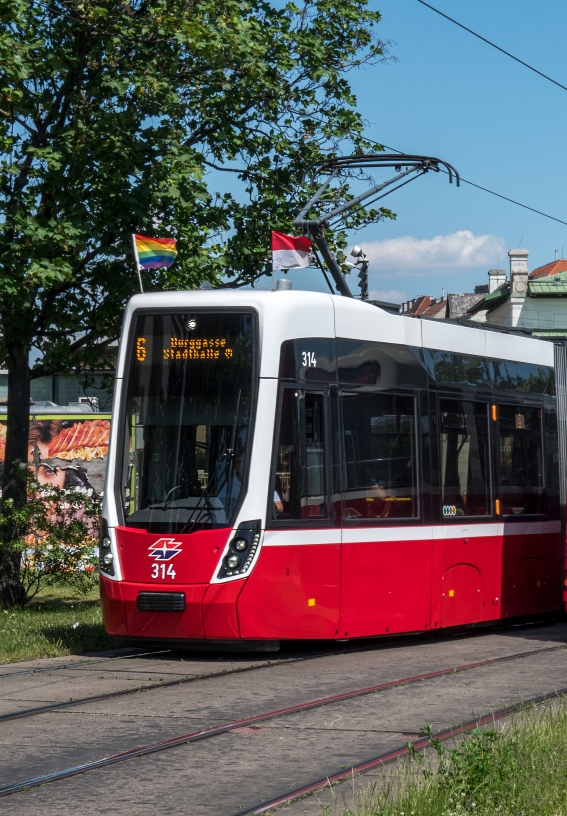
[0,415,111,496]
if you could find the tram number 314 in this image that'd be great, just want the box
[302,351,317,368]
[151,564,177,580]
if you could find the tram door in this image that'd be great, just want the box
[239,386,341,639]
[497,402,560,617]
[434,399,493,629]
[340,390,432,638]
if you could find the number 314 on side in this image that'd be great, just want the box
[301,351,317,368]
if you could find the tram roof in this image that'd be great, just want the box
[117,289,554,379]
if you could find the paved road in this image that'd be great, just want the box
[1,622,566,815]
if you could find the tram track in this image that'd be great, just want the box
[0,640,402,724]
[238,685,567,816]
[0,633,453,724]
[0,639,415,724]
[1,641,565,799]
[0,649,173,679]
[0,618,559,724]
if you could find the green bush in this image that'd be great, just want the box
[0,472,100,606]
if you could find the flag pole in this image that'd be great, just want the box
[131,234,144,293]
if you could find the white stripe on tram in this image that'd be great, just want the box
[263,520,561,547]
[263,530,341,547]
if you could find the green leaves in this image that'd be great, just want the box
[0,0,391,370]
[0,474,100,605]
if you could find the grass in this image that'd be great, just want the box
[0,584,120,664]
[339,700,567,816]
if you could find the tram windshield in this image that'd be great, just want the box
[120,311,255,532]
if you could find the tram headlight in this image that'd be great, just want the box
[99,518,115,576]
[217,520,262,579]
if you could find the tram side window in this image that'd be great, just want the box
[272,389,327,521]
[498,404,544,515]
[341,393,418,521]
[439,400,491,518]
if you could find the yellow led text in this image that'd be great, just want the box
[163,337,234,361]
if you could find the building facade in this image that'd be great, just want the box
[469,250,567,341]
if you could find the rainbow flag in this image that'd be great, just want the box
[134,234,177,269]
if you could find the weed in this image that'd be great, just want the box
[341,699,567,816]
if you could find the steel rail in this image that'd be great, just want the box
[0,617,559,718]
[1,651,359,724]
[0,649,173,680]
[1,643,564,798]
[240,685,567,815]
[0,637,428,723]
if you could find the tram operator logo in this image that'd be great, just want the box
[148,538,183,561]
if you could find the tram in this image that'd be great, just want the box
[99,288,566,643]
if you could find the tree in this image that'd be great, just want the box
[0,0,392,606]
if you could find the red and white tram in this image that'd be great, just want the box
[99,288,566,643]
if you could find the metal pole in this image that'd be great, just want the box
[290,153,460,303]
[305,165,420,228]
[131,234,144,293]
[293,170,337,227]
[309,227,353,298]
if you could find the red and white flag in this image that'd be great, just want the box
[271,231,312,271]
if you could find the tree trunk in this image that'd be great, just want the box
[0,341,30,608]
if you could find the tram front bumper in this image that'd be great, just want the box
[100,575,247,641]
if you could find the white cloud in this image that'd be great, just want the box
[355,230,506,277]
[368,288,407,303]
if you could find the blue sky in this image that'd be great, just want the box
[342,0,567,303]
[225,1,567,303]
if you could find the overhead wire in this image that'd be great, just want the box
[416,0,567,93]
[376,143,567,229]
[373,1,567,229]
[452,177,567,228]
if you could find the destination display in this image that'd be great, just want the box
[162,337,234,361]
[136,335,235,362]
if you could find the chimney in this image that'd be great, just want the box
[488,269,506,293]
[509,248,529,297]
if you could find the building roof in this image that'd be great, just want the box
[468,282,510,314]
[421,299,447,318]
[368,299,401,315]
[529,259,567,280]
[529,270,567,296]
[405,295,433,316]
[447,293,484,319]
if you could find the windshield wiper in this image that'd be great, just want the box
[180,456,229,534]
[182,390,242,534]
[161,484,182,510]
